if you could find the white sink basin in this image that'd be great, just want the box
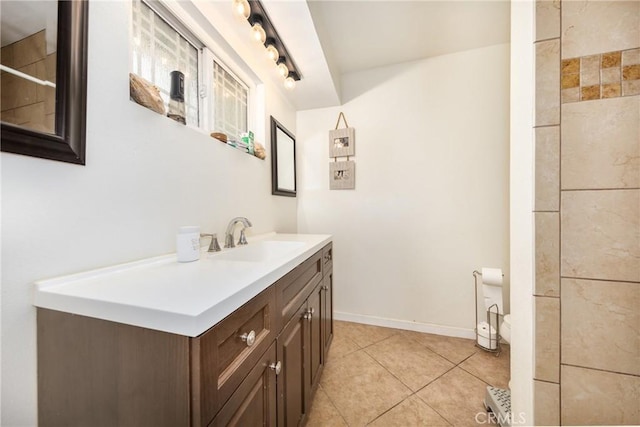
[213,240,306,262]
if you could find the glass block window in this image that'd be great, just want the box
[131,0,199,126]
[213,60,248,141]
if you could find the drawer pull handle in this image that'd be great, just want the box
[240,330,256,347]
[303,308,315,321]
[269,361,282,375]
[322,285,329,291]
[324,253,332,261]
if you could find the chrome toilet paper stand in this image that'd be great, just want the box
[473,270,502,356]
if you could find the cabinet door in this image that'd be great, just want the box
[277,304,308,427]
[191,286,276,426]
[276,250,323,329]
[322,243,333,275]
[321,271,334,360]
[209,343,278,427]
[307,283,323,393]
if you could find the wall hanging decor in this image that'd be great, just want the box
[329,160,355,190]
[329,112,356,190]
[329,112,355,158]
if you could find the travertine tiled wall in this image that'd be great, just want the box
[1,30,56,133]
[533,1,640,425]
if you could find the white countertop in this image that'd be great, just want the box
[33,233,332,337]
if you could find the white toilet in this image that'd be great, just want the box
[501,314,511,344]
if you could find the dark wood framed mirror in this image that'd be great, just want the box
[270,116,296,197]
[1,0,88,165]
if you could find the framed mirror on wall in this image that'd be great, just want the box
[270,116,296,197]
[1,0,88,165]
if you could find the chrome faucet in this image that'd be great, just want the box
[224,217,252,248]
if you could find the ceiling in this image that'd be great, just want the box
[264,0,511,110]
[307,0,511,75]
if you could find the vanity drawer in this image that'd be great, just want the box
[322,243,333,274]
[191,286,276,426]
[276,250,323,328]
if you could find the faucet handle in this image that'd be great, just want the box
[200,233,221,252]
[238,228,248,246]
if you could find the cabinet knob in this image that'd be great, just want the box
[269,361,282,375]
[324,253,332,261]
[321,285,329,291]
[240,330,256,347]
[303,307,315,321]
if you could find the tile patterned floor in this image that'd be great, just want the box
[306,321,510,427]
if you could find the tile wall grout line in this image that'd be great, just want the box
[561,187,640,192]
[535,294,561,300]
[532,293,560,298]
[559,276,640,285]
[537,36,562,44]
[560,363,640,378]
[534,377,560,385]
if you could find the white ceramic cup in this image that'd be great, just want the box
[176,226,200,262]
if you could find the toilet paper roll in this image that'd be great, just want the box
[477,321,498,350]
[481,267,503,286]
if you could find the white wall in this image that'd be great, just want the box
[297,44,510,336]
[0,2,297,425]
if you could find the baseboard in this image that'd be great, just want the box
[333,311,476,340]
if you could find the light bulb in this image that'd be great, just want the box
[251,22,267,44]
[284,76,296,90]
[266,44,279,62]
[232,0,250,19]
[277,61,289,78]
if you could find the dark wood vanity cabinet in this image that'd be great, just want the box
[37,243,333,427]
[191,285,277,426]
[210,342,278,427]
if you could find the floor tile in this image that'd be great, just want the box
[334,320,400,348]
[416,367,490,427]
[327,328,360,360]
[309,322,510,426]
[320,350,411,426]
[369,395,451,426]
[365,334,455,392]
[401,330,478,364]
[305,385,348,427]
[459,345,511,389]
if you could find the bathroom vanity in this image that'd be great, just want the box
[34,234,333,427]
